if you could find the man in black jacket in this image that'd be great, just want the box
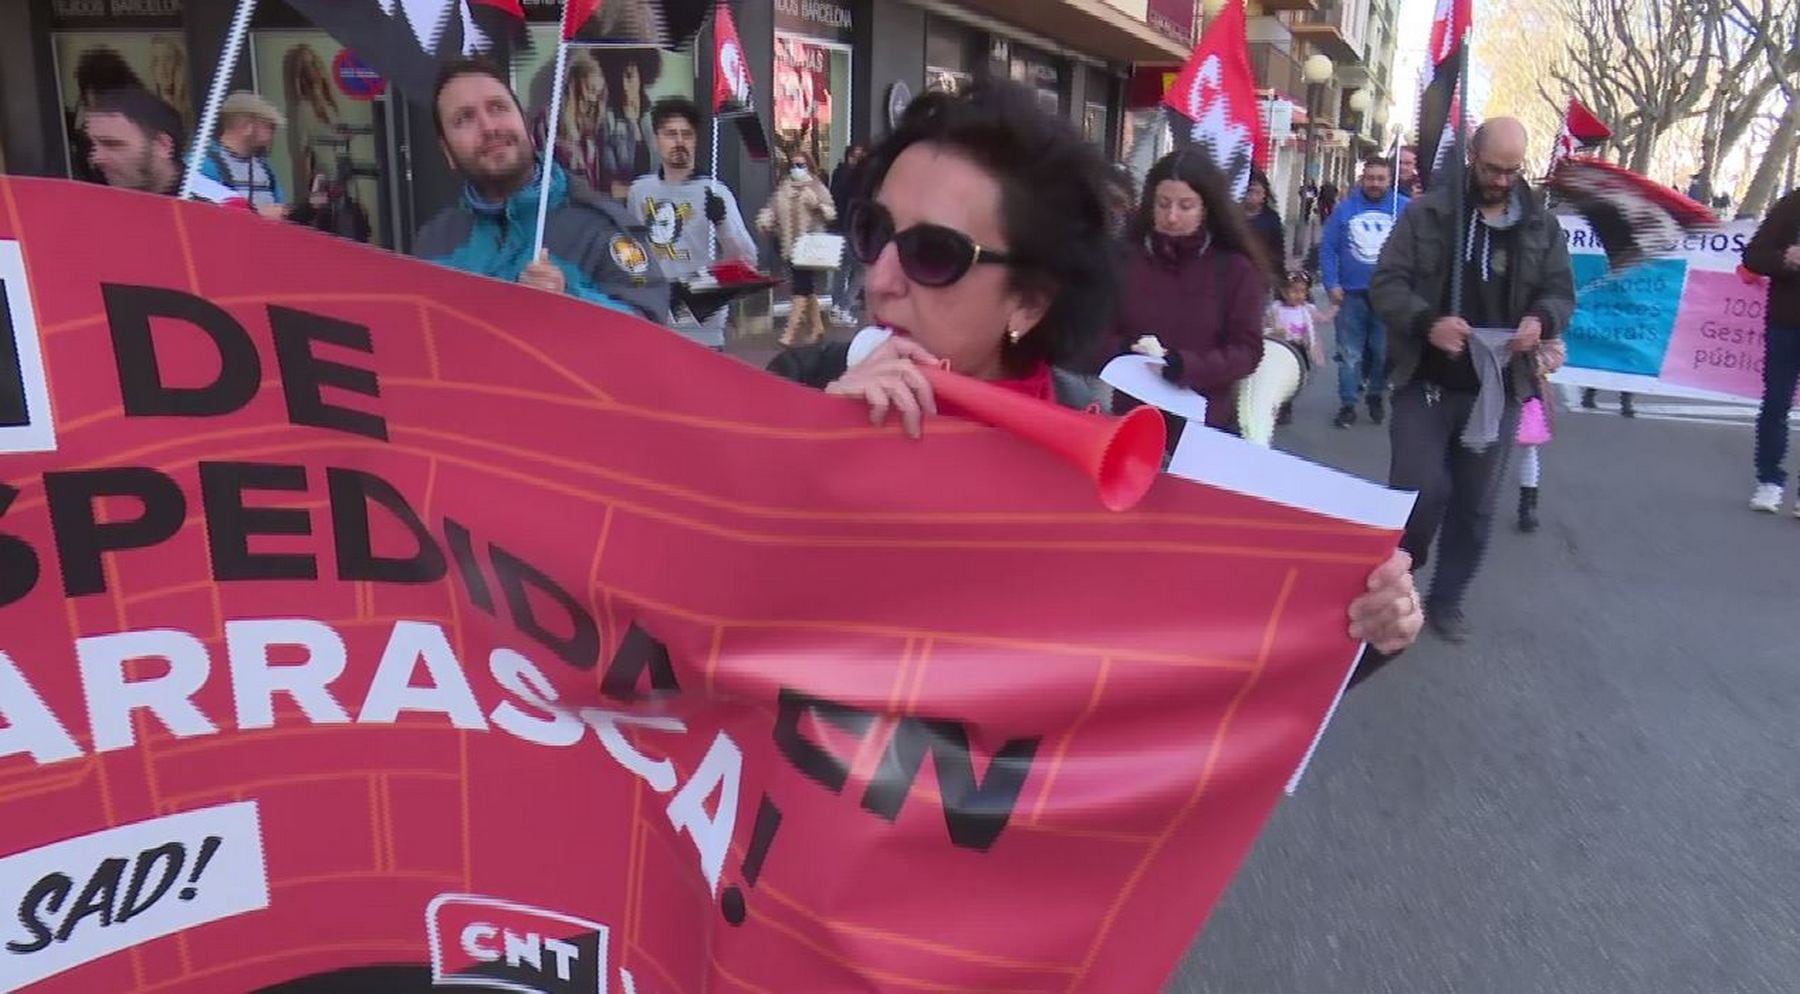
[1370,118,1575,643]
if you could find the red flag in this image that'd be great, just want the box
[712,0,751,113]
[1564,99,1611,144]
[1427,0,1471,68]
[1161,0,1264,197]
[1547,98,1612,175]
[711,1,770,160]
[563,0,601,40]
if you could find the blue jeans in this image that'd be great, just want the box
[1334,290,1387,406]
[1755,322,1800,485]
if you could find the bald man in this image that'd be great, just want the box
[1368,117,1575,645]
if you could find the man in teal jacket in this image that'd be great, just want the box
[414,58,668,322]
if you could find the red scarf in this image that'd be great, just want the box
[938,361,1056,419]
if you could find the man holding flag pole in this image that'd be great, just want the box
[1366,0,1576,646]
[628,95,759,348]
[410,54,668,320]
[627,0,764,349]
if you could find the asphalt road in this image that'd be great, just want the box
[1164,371,1800,993]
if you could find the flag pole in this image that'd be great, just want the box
[1390,124,1399,218]
[709,115,720,261]
[532,2,573,256]
[180,0,259,200]
[1447,23,1470,317]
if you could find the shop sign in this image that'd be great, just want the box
[1147,0,1195,44]
[50,0,183,29]
[775,0,855,42]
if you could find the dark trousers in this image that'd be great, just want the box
[1755,323,1800,485]
[1389,381,1520,609]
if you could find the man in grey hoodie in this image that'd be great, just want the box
[627,97,758,349]
[1370,117,1575,644]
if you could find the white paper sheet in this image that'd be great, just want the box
[1164,425,1414,530]
[1099,354,1208,424]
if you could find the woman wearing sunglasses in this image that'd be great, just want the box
[1112,151,1274,442]
[769,81,1421,657]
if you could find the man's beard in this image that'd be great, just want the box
[456,136,532,192]
[109,145,157,192]
[666,148,691,170]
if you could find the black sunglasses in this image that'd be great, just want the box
[847,201,1016,287]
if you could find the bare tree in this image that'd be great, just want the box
[1740,98,1800,216]
[1549,0,1723,172]
[1731,0,1799,214]
[1686,0,1786,200]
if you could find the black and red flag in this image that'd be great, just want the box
[1161,0,1264,199]
[1547,158,1717,271]
[1415,0,1470,190]
[283,0,528,101]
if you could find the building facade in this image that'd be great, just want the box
[0,0,1195,254]
[1232,0,1405,239]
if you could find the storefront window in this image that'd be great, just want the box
[47,0,189,181]
[515,26,696,201]
[1006,45,1064,115]
[53,32,194,182]
[1083,65,1117,153]
[246,31,388,247]
[773,34,850,174]
[925,16,976,96]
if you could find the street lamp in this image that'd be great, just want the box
[1347,89,1372,143]
[1300,53,1334,193]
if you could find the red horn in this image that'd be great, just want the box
[919,364,1165,512]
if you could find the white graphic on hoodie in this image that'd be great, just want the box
[1348,212,1397,264]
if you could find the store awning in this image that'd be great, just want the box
[944,0,1193,65]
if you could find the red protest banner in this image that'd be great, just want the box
[0,179,1396,993]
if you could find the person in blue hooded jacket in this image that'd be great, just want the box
[413,58,668,323]
[1321,154,1408,428]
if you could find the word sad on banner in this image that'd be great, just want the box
[0,177,1397,992]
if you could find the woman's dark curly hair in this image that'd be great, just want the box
[856,80,1129,375]
[1129,151,1275,280]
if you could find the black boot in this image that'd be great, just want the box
[1619,392,1635,418]
[1580,388,1598,409]
[1518,486,1540,532]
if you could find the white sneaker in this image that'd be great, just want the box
[1750,482,1783,513]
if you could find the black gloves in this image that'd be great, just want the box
[705,189,728,224]
[1159,349,1186,384]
